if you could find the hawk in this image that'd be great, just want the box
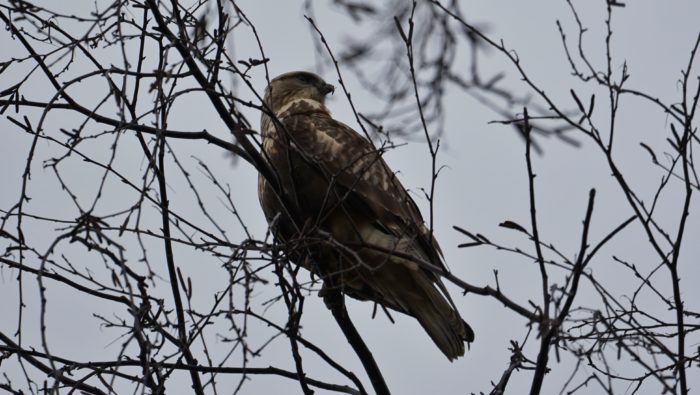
[257,71,474,360]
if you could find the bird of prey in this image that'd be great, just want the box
[257,71,474,360]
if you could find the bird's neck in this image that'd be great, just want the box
[275,98,329,118]
[260,98,330,139]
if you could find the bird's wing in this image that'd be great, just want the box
[279,111,446,270]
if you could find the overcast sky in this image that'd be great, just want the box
[1,1,699,394]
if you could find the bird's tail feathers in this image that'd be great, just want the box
[410,276,474,361]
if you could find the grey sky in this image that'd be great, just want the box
[1,1,699,394]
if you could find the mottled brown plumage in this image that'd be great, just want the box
[257,71,474,360]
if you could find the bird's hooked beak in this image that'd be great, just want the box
[320,82,335,96]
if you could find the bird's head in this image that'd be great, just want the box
[263,71,335,114]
